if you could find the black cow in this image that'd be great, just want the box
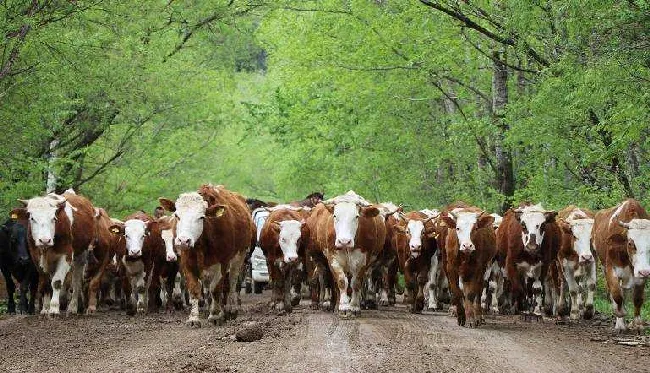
[0,219,39,314]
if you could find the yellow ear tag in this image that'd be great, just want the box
[215,207,225,218]
[111,227,121,234]
[10,213,18,219]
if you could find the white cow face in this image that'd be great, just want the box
[19,196,66,248]
[330,202,379,249]
[277,220,303,263]
[515,205,556,252]
[406,220,425,258]
[159,193,224,249]
[620,219,650,278]
[123,219,148,257]
[443,212,494,252]
[566,219,595,263]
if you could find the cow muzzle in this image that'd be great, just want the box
[284,255,299,263]
[175,236,193,249]
[36,238,54,248]
[335,238,353,249]
[579,254,593,263]
[460,243,475,252]
[410,245,421,258]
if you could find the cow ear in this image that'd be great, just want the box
[362,206,380,218]
[477,214,495,229]
[109,224,125,235]
[426,231,439,239]
[514,209,523,222]
[442,215,456,228]
[544,211,558,223]
[394,224,407,234]
[10,208,28,221]
[158,198,176,212]
[206,204,225,218]
[325,204,335,214]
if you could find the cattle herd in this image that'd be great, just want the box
[1,185,649,334]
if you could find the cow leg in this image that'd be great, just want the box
[282,264,296,313]
[204,263,224,326]
[583,261,596,320]
[605,265,626,332]
[38,274,51,315]
[172,272,184,310]
[309,263,321,310]
[427,254,440,310]
[225,250,245,320]
[272,261,286,313]
[630,281,646,333]
[87,257,109,315]
[289,262,303,307]
[18,275,29,314]
[50,255,71,316]
[66,252,85,315]
[1,268,16,314]
[363,268,378,310]
[27,271,38,314]
[329,253,350,317]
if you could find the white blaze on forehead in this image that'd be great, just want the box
[624,219,650,277]
[24,196,63,245]
[455,212,481,250]
[407,220,424,248]
[568,218,594,258]
[124,219,147,256]
[519,204,547,247]
[333,202,360,246]
[278,220,302,262]
[174,192,208,246]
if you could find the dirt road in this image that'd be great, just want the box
[0,292,648,373]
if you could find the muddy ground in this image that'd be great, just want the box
[0,292,648,373]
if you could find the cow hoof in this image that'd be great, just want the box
[449,305,457,317]
[321,301,332,311]
[207,314,225,326]
[309,302,319,310]
[187,319,202,328]
[378,298,389,307]
[457,315,466,327]
[583,305,594,320]
[365,300,377,310]
[86,306,97,316]
[570,310,580,321]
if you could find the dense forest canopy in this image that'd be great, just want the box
[1,0,648,218]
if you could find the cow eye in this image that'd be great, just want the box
[199,216,205,220]
[456,227,460,231]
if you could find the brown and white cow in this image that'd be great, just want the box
[307,191,385,317]
[109,211,180,315]
[372,202,402,307]
[392,211,437,313]
[259,206,310,313]
[593,199,650,332]
[159,184,253,326]
[556,206,596,320]
[495,203,559,315]
[14,190,94,316]
[419,209,449,311]
[442,206,497,326]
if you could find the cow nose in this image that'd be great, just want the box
[177,237,192,247]
[579,254,593,263]
[166,253,177,262]
[286,256,298,263]
[335,238,352,248]
[639,270,650,278]
[38,238,53,246]
[460,243,475,251]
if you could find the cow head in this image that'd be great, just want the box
[395,215,436,258]
[16,194,67,249]
[560,218,595,263]
[442,210,494,252]
[273,219,304,263]
[617,219,650,278]
[110,219,149,258]
[159,193,224,250]
[3,218,30,265]
[324,191,379,249]
[514,204,557,253]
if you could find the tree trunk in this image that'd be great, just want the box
[492,48,514,214]
[46,138,59,194]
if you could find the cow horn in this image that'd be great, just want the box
[449,211,458,219]
[423,215,436,224]
[618,220,631,229]
[17,199,29,207]
[398,212,407,220]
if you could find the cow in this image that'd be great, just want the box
[259,206,310,313]
[392,211,437,313]
[556,206,596,320]
[375,202,403,307]
[0,216,38,314]
[495,203,559,316]
[290,192,324,208]
[108,211,180,315]
[13,190,94,316]
[159,184,254,326]
[307,191,385,317]
[418,209,449,311]
[441,206,496,327]
[593,199,650,332]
